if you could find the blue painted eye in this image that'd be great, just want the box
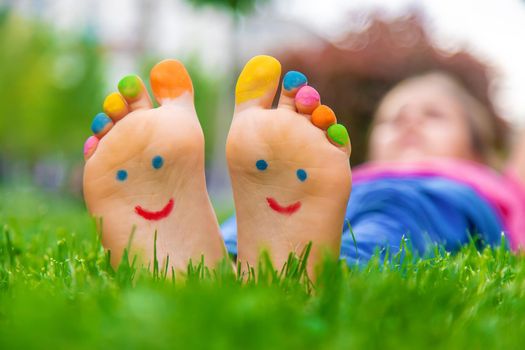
[152,155,164,169]
[296,169,307,182]
[116,169,128,181]
[256,159,268,171]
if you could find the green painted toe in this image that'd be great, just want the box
[327,124,350,146]
[118,75,142,99]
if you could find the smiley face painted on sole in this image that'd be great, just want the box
[83,98,226,270]
[85,107,204,225]
[254,159,308,215]
[227,105,351,222]
[227,55,352,276]
[113,155,175,221]
[227,104,352,277]
[83,59,227,272]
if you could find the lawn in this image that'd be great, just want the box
[1,186,524,349]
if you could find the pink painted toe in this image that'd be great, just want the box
[84,135,99,159]
[295,86,320,114]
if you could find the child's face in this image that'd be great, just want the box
[368,78,479,163]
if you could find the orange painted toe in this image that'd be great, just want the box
[312,105,337,129]
[150,59,193,103]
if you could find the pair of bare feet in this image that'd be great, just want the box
[83,55,352,276]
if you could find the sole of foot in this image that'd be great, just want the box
[226,55,352,278]
[83,60,227,272]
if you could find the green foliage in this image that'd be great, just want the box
[0,12,225,165]
[1,186,525,349]
[186,0,268,15]
[0,12,105,159]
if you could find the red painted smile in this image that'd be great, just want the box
[135,198,174,221]
[266,197,301,215]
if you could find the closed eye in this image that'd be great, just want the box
[424,107,445,119]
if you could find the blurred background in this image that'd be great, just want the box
[1,0,525,217]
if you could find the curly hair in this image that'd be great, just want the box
[277,11,509,166]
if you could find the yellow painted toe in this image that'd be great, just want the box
[235,55,281,106]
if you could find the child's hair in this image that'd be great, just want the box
[373,71,509,167]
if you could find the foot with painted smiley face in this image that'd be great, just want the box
[83,60,227,271]
[227,56,352,275]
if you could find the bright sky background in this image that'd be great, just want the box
[11,0,525,124]
[275,0,525,124]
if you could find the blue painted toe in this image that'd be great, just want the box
[283,71,307,91]
[91,113,112,134]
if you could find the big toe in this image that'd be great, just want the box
[235,55,281,112]
[150,59,194,105]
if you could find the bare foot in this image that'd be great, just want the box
[226,56,352,276]
[83,60,226,271]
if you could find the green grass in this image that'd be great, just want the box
[1,186,525,349]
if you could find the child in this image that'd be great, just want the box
[82,56,525,274]
[222,70,525,264]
